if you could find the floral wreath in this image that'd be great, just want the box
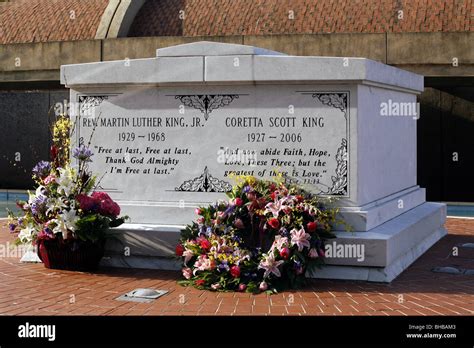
[177,175,346,293]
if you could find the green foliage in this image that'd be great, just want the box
[75,214,109,242]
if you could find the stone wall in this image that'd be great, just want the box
[1,32,473,83]
[418,87,474,202]
[0,90,68,189]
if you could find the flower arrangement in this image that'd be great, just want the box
[8,116,127,270]
[177,175,347,293]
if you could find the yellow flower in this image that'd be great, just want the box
[246,176,256,185]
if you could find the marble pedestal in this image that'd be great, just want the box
[101,202,446,282]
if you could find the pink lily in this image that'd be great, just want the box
[258,253,284,278]
[290,227,311,251]
[182,267,192,279]
[264,200,283,218]
[193,255,214,275]
[271,236,289,252]
[264,196,291,217]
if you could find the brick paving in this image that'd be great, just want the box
[0,218,473,316]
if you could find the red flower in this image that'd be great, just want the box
[50,145,58,161]
[230,265,241,278]
[91,191,112,201]
[175,244,184,256]
[280,247,290,259]
[296,195,304,202]
[91,191,121,218]
[199,239,211,251]
[99,199,121,218]
[234,197,244,206]
[306,221,318,232]
[238,283,247,292]
[270,192,277,201]
[76,194,99,212]
[195,208,202,215]
[268,218,280,230]
[195,279,205,287]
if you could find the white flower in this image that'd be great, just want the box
[27,186,46,205]
[46,197,66,215]
[211,283,221,290]
[52,209,79,239]
[18,225,36,244]
[57,167,75,196]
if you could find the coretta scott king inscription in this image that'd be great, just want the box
[76,86,349,208]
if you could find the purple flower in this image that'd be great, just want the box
[218,263,229,272]
[72,146,94,162]
[8,223,16,232]
[293,260,304,274]
[31,195,47,215]
[279,228,289,238]
[243,185,251,193]
[32,161,51,178]
[232,235,242,243]
[224,205,235,215]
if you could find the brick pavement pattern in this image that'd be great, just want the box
[0,218,473,316]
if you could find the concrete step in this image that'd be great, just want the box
[102,202,447,283]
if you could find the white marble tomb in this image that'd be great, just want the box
[61,41,446,282]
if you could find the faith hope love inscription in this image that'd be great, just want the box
[75,85,349,206]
